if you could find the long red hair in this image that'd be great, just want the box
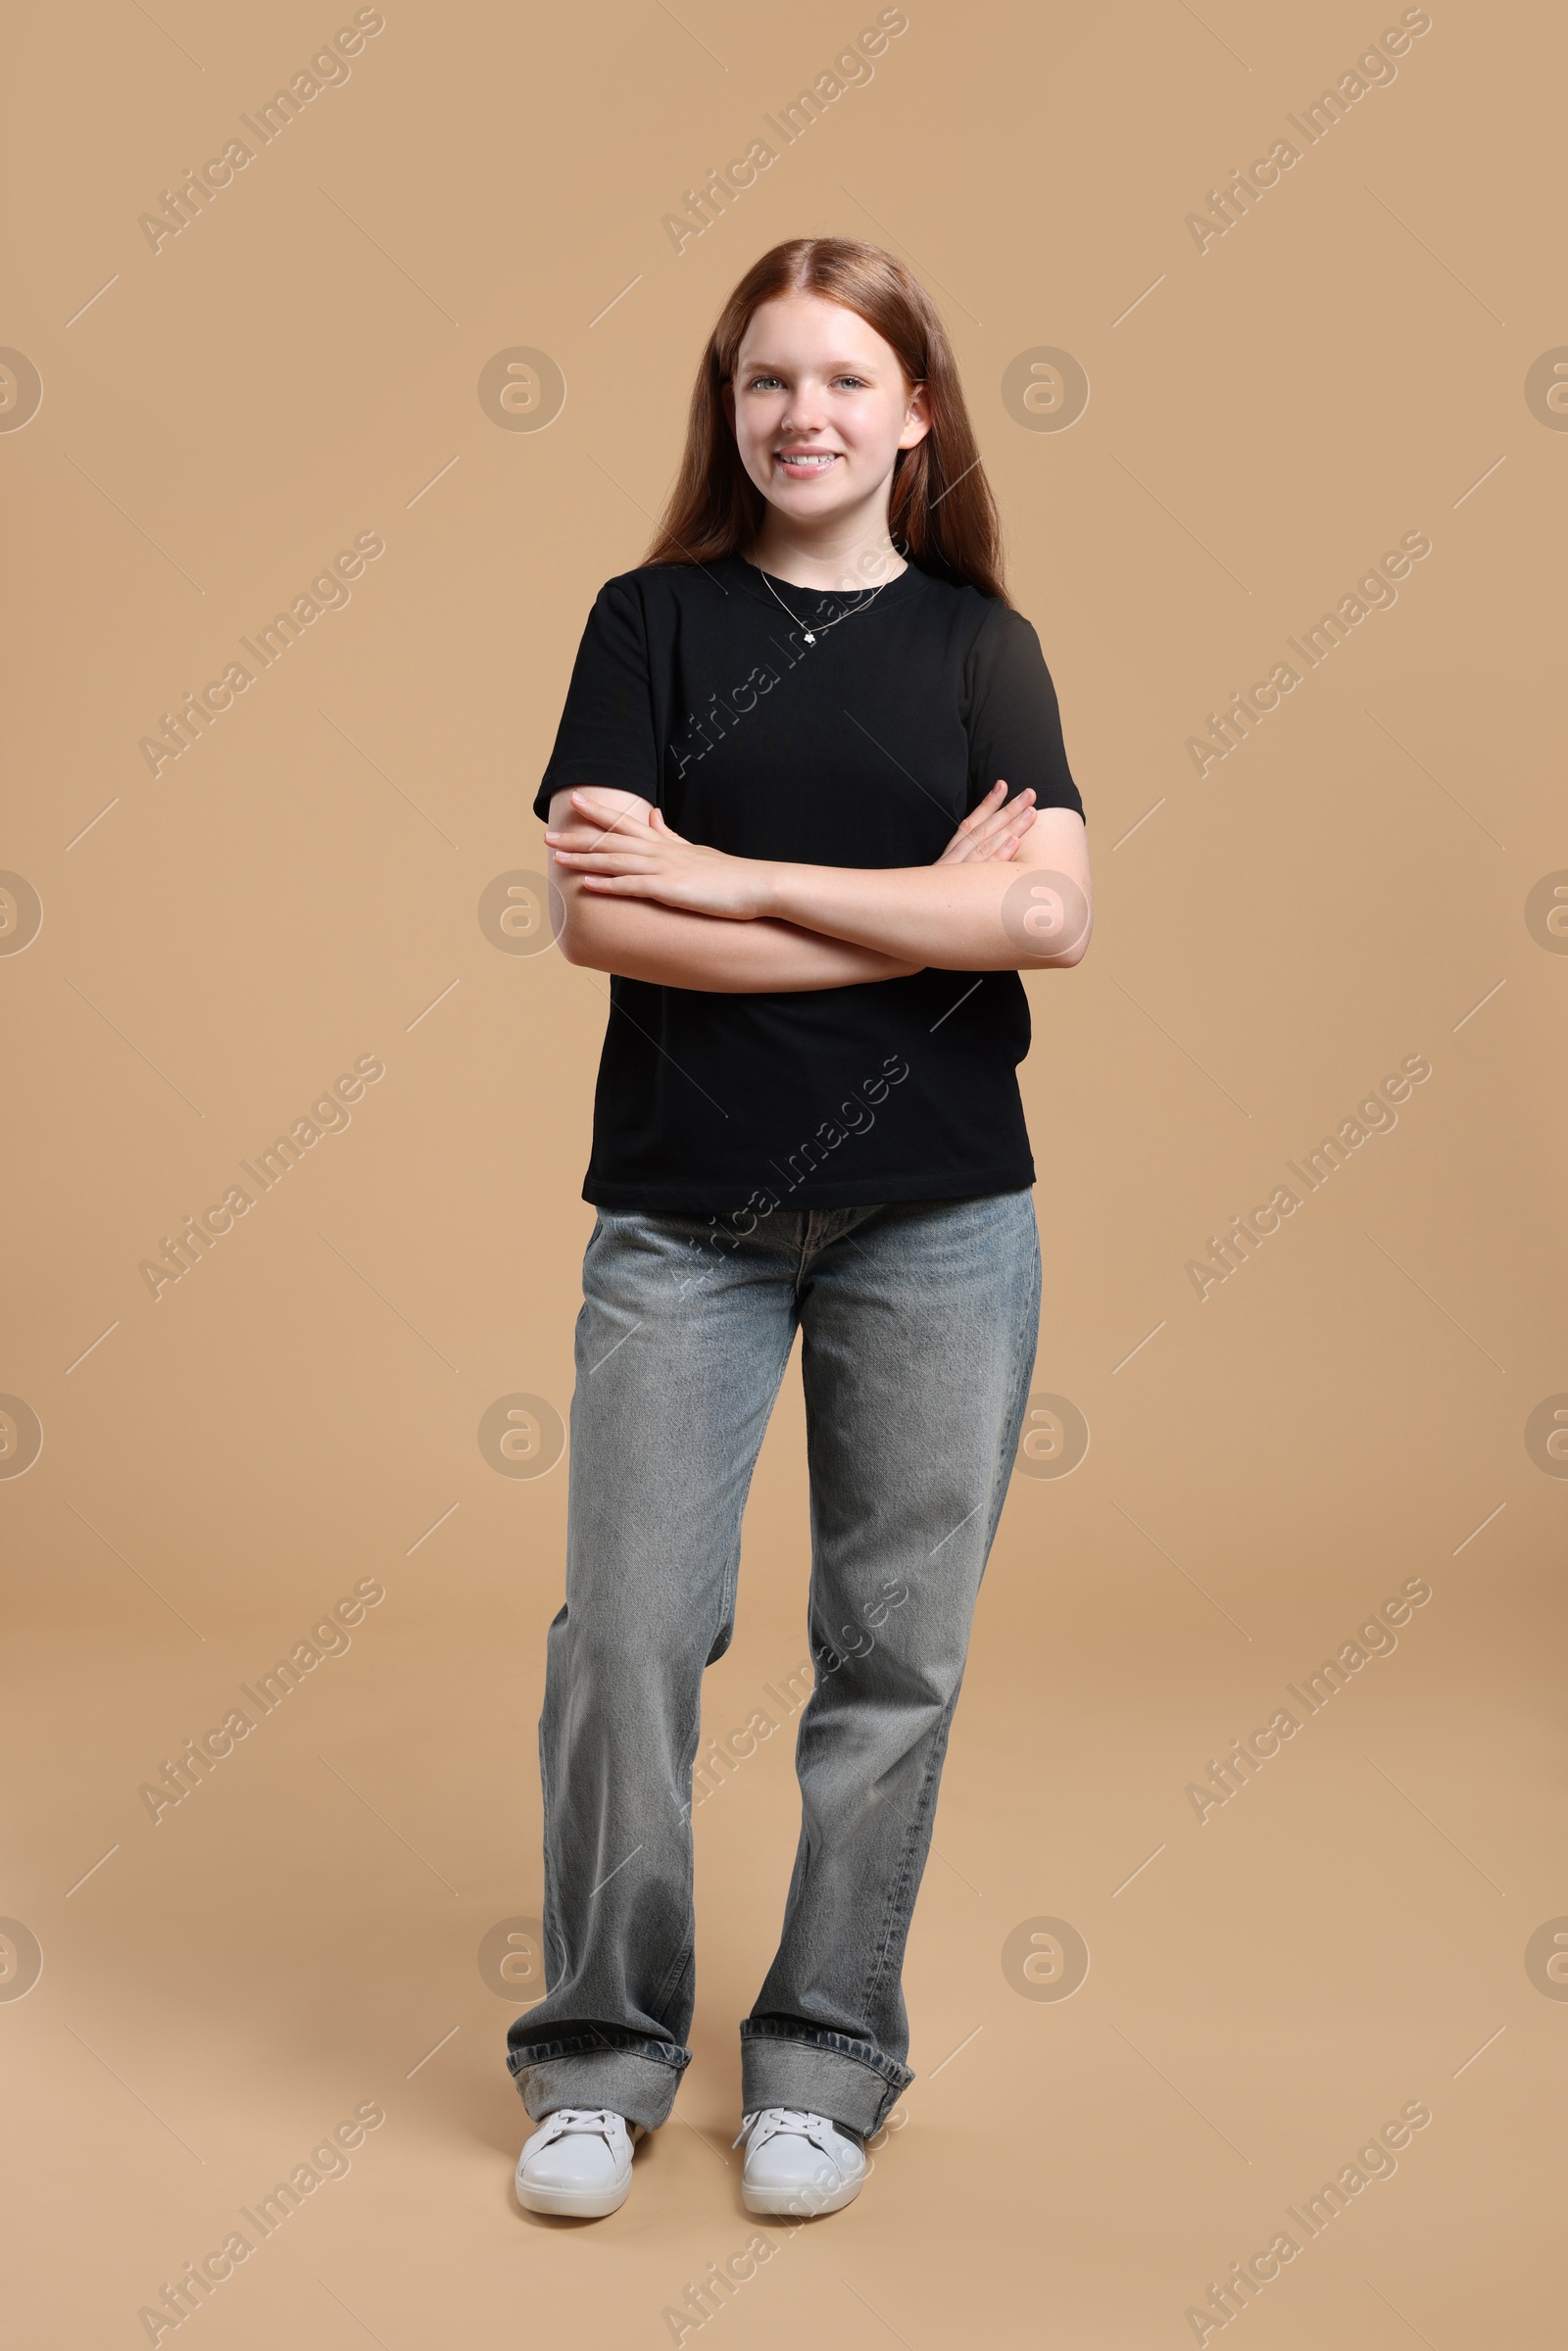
[641,237,1008,604]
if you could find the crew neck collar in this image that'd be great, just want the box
[737,552,915,601]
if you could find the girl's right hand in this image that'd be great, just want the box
[935,781,1037,865]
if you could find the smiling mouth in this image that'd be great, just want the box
[774,451,841,473]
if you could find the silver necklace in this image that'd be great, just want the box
[753,563,897,645]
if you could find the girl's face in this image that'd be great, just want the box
[726,292,929,532]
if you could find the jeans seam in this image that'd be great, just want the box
[794,1211,813,1298]
[648,1932,694,2028]
[708,1511,744,1666]
[535,1700,563,1992]
[860,1682,960,2019]
[649,1679,707,2021]
[980,1205,1042,1577]
[860,1194,1038,2022]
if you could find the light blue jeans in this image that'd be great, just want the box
[507,1190,1041,2138]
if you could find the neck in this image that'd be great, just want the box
[746,511,906,592]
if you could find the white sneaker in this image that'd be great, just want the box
[733,2106,866,2216]
[515,2107,642,2217]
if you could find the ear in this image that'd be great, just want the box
[898,380,931,452]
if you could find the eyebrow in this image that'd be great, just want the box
[736,359,880,374]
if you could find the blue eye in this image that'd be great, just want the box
[743,372,868,392]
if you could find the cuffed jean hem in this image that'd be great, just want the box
[739,2025,913,2138]
[507,2039,690,2131]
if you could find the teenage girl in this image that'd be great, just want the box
[509,236,1092,2220]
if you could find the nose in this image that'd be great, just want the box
[778,383,829,437]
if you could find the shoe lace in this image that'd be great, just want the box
[537,2107,625,2147]
[732,2106,849,2163]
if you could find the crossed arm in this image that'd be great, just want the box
[546,782,1093,993]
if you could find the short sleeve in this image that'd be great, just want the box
[963,604,1084,824]
[532,580,661,821]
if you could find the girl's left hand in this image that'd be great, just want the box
[936,780,1037,864]
[546,790,774,920]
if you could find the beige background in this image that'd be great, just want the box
[4,1,1565,2343]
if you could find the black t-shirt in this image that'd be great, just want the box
[533,553,1085,1215]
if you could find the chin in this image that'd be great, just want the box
[757,475,854,514]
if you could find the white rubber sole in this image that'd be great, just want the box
[741,2169,864,2218]
[515,2167,633,2219]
